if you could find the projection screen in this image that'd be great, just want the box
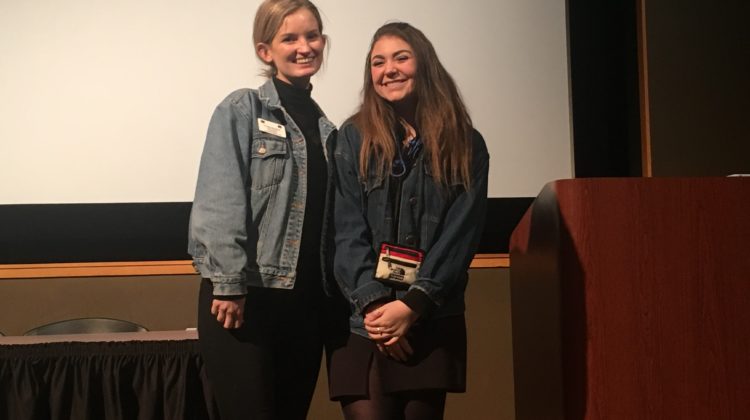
[0,0,571,204]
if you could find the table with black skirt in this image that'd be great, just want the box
[0,331,218,420]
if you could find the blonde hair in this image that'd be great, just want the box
[253,0,326,77]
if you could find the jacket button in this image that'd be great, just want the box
[409,197,417,205]
[404,234,416,246]
[257,146,267,155]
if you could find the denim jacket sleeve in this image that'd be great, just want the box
[409,130,489,306]
[332,124,392,314]
[189,90,253,296]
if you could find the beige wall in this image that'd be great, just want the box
[0,268,515,419]
[0,274,202,336]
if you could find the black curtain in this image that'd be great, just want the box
[0,340,218,420]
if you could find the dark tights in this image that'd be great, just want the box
[340,357,447,420]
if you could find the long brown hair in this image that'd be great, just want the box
[352,22,473,188]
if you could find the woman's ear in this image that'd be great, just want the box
[256,43,273,64]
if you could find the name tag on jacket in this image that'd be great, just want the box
[258,118,286,138]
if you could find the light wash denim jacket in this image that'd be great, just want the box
[188,79,336,296]
[333,122,489,335]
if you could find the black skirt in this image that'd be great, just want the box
[327,315,467,399]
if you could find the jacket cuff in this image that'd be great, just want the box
[212,294,246,301]
[210,277,247,296]
[401,288,438,318]
[349,281,393,315]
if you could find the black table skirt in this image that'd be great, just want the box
[0,339,218,420]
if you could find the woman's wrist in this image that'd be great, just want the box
[363,297,392,316]
[400,289,436,319]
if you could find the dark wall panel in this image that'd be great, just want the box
[0,198,532,264]
[646,0,750,176]
[567,0,642,177]
[0,203,193,264]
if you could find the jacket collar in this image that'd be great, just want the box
[258,78,283,110]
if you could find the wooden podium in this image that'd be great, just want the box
[509,178,750,419]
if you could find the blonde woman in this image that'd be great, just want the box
[188,1,336,418]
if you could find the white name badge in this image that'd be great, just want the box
[258,118,286,138]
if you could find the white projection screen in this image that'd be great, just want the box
[0,0,572,204]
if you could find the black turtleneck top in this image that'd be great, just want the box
[273,77,327,296]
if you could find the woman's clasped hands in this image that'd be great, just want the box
[364,300,419,362]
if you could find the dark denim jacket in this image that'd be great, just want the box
[333,122,489,334]
[189,80,336,296]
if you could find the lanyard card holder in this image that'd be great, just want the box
[374,242,425,288]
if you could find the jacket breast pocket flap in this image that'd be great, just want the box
[250,137,288,189]
[364,165,385,194]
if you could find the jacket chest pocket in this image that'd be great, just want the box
[250,137,288,190]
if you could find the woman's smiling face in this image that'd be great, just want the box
[369,35,417,104]
[257,7,325,87]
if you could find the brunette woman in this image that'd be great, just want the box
[329,22,489,420]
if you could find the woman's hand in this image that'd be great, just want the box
[378,335,414,362]
[364,300,419,345]
[211,298,245,329]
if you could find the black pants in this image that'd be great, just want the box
[198,278,325,420]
